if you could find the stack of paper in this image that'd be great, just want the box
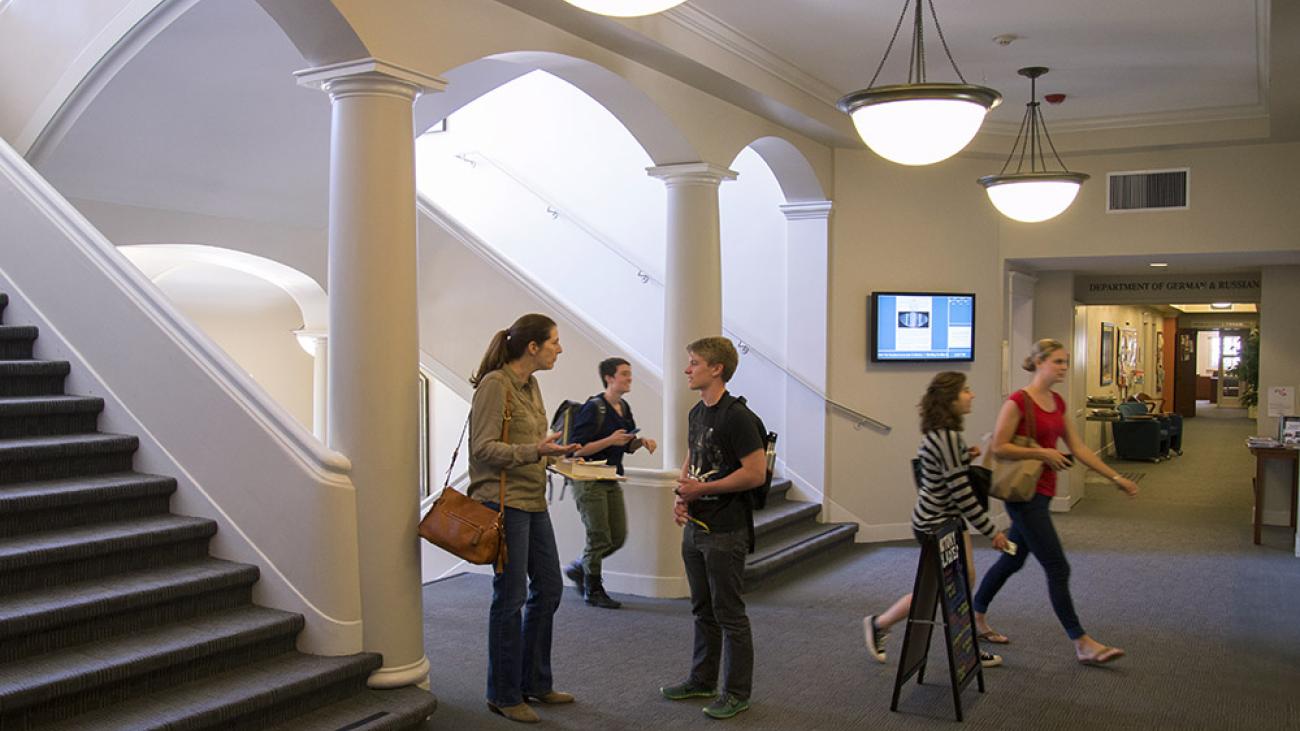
[550,459,622,481]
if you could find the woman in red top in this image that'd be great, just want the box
[971,339,1139,665]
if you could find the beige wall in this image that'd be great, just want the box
[1259,267,1300,536]
[999,142,1300,261]
[826,149,1002,539]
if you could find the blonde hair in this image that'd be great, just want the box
[686,337,739,382]
[1022,338,1065,372]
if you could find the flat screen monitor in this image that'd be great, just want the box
[871,292,975,362]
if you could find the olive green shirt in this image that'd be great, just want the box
[468,367,552,512]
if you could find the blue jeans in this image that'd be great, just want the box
[484,504,563,706]
[972,493,1086,640]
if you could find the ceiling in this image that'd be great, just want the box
[685,0,1266,130]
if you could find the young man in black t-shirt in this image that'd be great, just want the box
[659,337,766,721]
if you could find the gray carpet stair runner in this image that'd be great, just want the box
[744,478,857,585]
[0,291,436,730]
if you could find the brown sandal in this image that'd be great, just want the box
[1077,646,1125,666]
[977,629,1010,644]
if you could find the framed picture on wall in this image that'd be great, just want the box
[1120,327,1139,371]
[1156,331,1166,394]
[1100,322,1115,386]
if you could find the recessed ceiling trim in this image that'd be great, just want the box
[663,5,842,108]
[981,103,1269,136]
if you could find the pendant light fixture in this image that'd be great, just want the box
[978,67,1089,223]
[560,0,687,17]
[837,0,1001,166]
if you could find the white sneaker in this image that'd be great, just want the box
[863,615,888,663]
[979,650,1003,668]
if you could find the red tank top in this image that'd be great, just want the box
[1009,390,1067,497]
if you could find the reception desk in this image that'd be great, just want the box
[1196,375,1219,403]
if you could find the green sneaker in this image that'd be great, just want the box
[702,694,750,719]
[660,681,716,701]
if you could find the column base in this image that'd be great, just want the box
[367,655,431,689]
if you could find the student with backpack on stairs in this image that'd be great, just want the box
[557,357,657,609]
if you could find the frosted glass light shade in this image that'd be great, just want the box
[979,174,1089,223]
[561,0,687,16]
[849,99,988,165]
[837,84,1001,166]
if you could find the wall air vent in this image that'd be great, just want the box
[1106,168,1189,212]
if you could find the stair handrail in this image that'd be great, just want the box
[442,149,891,434]
[417,196,664,386]
[456,150,662,286]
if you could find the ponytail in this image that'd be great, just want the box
[470,314,557,387]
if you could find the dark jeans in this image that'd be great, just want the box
[972,493,1085,640]
[682,524,753,700]
[572,480,627,576]
[484,503,563,706]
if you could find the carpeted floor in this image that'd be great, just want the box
[415,412,1300,730]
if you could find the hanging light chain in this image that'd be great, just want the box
[927,0,968,84]
[866,0,913,90]
[866,0,972,89]
[997,71,1076,177]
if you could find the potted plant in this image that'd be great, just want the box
[1230,329,1260,418]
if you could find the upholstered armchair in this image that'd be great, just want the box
[1111,402,1170,461]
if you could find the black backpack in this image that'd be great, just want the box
[716,394,778,510]
[550,395,606,446]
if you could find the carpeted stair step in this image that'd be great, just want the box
[38,650,387,731]
[0,471,175,535]
[0,394,104,437]
[0,557,259,663]
[0,325,38,359]
[767,477,792,504]
[271,686,438,730]
[0,605,305,728]
[0,432,138,485]
[752,497,821,539]
[744,520,858,585]
[0,359,69,397]
[0,513,217,593]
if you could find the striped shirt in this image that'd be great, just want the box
[911,428,998,539]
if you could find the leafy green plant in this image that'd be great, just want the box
[1230,329,1260,408]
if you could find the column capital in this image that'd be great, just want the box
[647,162,738,187]
[779,200,834,221]
[295,57,447,101]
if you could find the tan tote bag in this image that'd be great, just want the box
[983,390,1044,503]
[418,390,511,573]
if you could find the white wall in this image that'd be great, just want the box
[149,263,314,430]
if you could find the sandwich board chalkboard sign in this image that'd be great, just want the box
[889,518,985,722]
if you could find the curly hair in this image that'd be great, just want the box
[919,371,967,433]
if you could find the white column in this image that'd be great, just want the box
[295,331,329,440]
[296,58,445,689]
[779,201,831,504]
[647,163,736,467]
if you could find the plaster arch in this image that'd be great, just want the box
[415,51,698,166]
[741,136,828,204]
[118,243,327,332]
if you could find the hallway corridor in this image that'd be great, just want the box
[418,413,1298,729]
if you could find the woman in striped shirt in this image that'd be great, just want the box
[863,372,1009,667]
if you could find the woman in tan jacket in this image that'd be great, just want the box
[469,313,579,724]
